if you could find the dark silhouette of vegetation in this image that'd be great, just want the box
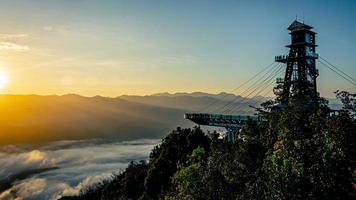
[60,91,355,200]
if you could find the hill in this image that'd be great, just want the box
[0,92,272,145]
[0,94,192,145]
[0,93,342,145]
[120,92,268,112]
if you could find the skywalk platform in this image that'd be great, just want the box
[184,113,260,141]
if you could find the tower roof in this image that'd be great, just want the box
[288,20,313,31]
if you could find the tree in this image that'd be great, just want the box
[257,96,355,200]
[140,127,211,199]
[61,92,355,200]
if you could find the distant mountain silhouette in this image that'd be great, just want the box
[1,93,338,145]
[120,92,269,112]
[0,94,192,145]
[151,91,241,100]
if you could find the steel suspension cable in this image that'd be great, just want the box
[231,80,275,113]
[223,64,281,113]
[198,61,277,113]
[229,65,284,114]
[222,63,283,114]
[319,56,356,83]
[213,62,281,113]
[318,60,356,86]
[248,67,285,110]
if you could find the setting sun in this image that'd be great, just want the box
[0,69,8,89]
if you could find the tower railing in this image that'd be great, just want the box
[306,52,318,58]
[275,55,288,63]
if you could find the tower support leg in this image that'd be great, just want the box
[226,127,240,142]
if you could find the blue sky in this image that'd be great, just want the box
[0,0,354,97]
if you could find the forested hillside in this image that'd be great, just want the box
[60,91,355,200]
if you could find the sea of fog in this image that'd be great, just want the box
[0,138,159,200]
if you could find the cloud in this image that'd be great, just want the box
[0,139,158,200]
[0,174,113,200]
[0,150,57,179]
[25,150,47,163]
[0,178,47,200]
[0,34,27,40]
[41,26,71,36]
[0,33,29,51]
[0,42,30,51]
[13,178,47,199]
[54,172,114,200]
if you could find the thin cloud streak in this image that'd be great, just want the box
[0,42,30,51]
[0,34,27,40]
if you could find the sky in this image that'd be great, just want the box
[0,0,355,97]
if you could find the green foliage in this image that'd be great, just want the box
[140,127,211,199]
[190,146,205,160]
[102,160,148,200]
[61,91,355,200]
[170,163,204,200]
[335,90,356,114]
[256,92,355,200]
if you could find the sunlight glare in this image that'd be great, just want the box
[0,69,8,89]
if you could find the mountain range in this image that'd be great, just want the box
[0,92,340,145]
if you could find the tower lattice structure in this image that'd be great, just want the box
[275,20,319,105]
